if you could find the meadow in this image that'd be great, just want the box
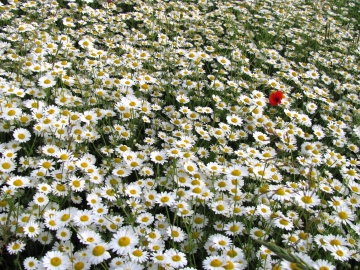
[0,0,360,269]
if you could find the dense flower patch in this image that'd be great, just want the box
[0,0,360,269]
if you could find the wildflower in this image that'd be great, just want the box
[56,228,72,241]
[52,182,68,196]
[2,149,17,160]
[8,175,30,188]
[182,160,198,175]
[313,259,335,270]
[38,75,56,88]
[225,246,246,263]
[122,184,140,199]
[44,215,60,231]
[206,162,223,175]
[136,212,154,226]
[76,156,95,171]
[321,234,348,250]
[13,128,31,143]
[225,165,249,179]
[224,221,245,236]
[23,257,40,270]
[333,205,355,225]
[256,204,271,219]
[112,165,131,177]
[129,247,149,263]
[7,240,26,254]
[210,234,233,250]
[86,193,102,207]
[253,131,270,146]
[87,243,111,265]
[92,204,109,216]
[68,176,85,192]
[144,229,161,244]
[211,200,229,215]
[306,69,319,79]
[250,227,268,240]
[203,255,225,270]
[148,240,165,255]
[164,248,188,268]
[78,38,94,49]
[109,227,139,255]
[341,166,358,181]
[33,192,49,206]
[226,114,243,126]
[73,210,93,227]
[273,217,294,231]
[269,90,283,106]
[117,261,143,270]
[70,255,91,270]
[139,165,154,176]
[38,158,55,171]
[99,185,116,202]
[78,229,102,246]
[176,94,190,104]
[42,144,59,157]
[328,245,351,261]
[150,150,168,165]
[295,191,321,209]
[213,178,230,192]
[42,250,71,270]
[306,102,318,114]
[167,225,186,242]
[0,157,16,173]
[151,250,166,265]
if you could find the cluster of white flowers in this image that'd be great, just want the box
[0,0,360,269]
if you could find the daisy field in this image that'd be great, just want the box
[0,0,360,269]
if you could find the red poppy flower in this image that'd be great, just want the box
[269,90,283,106]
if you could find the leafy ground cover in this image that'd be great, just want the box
[0,0,360,269]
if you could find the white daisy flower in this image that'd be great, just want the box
[42,251,71,270]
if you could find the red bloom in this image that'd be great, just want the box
[269,91,283,106]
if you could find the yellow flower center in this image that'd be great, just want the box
[336,250,344,257]
[231,170,241,176]
[301,196,313,204]
[50,257,62,267]
[80,216,89,222]
[330,239,341,246]
[288,236,297,242]
[338,211,348,220]
[218,240,226,246]
[172,255,181,262]
[230,225,239,232]
[13,179,23,186]
[210,259,222,267]
[171,231,179,237]
[132,249,143,257]
[216,205,225,211]
[92,246,105,256]
[43,161,51,169]
[160,197,169,203]
[61,214,70,222]
[275,188,285,195]
[2,163,11,169]
[279,219,289,226]
[118,236,130,246]
[74,262,85,270]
